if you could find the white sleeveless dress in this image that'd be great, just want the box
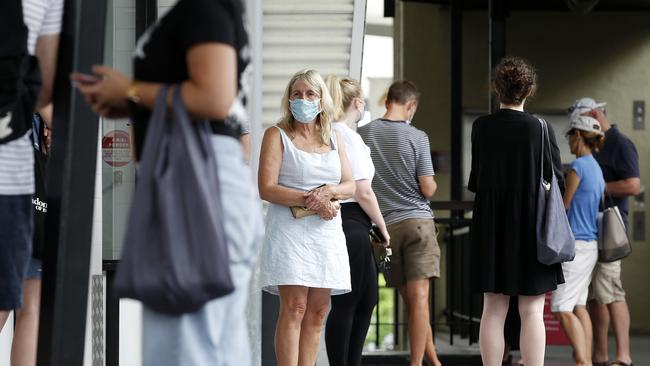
[260,126,351,295]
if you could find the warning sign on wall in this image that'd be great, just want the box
[102,130,131,167]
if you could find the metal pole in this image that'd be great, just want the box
[450,0,463,202]
[262,292,280,366]
[376,273,380,348]
[449,0,463,346]
[37,0,107,364]
[104,261,119,366]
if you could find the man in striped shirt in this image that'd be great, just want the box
[358,80,441,366]
[0,0,62,363]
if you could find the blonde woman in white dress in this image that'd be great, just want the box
[258,69,355,366]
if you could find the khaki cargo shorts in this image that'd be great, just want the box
[383,218,440,288]
[588,260,626,305]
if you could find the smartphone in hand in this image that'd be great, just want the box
[70,72,100,86]
[369,224,387,244]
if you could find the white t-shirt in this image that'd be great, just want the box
[24,0,64,55]
[0,0,63,195]
[333,122,375,204]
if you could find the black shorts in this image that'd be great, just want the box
[0,194,33,310]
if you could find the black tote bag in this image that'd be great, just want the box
[114,85,234,315]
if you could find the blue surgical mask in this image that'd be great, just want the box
[290,98,320,123]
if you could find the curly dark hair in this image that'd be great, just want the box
[492,57,537,105]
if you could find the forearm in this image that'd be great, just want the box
[35,35,60,109]
[132,80,232,121]
[327,180,355,201]
[419,179,437,199]
[356,188,387,230]
[606,178,641,197]
[38,104,53,128]
[260,184,307,207]
[563,196,572,210]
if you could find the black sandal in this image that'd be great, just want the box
[610,361,634,366]
[592,362,609,366]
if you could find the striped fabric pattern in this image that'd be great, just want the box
[358,119,435,225]
[0,0,62,195]
[23,0,64,55]
[0,133,35,195]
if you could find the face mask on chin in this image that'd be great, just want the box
[405,110,415,125]
[404,102,416,125]
[290,98,320,124]
[355,106,364,123]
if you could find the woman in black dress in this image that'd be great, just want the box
[468,57,564,366]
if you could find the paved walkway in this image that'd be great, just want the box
[435,334,650,365]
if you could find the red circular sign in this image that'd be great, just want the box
[102,130,131,167]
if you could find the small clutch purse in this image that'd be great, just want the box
[369,224,387,244]
[290,206,315,219]
[290,201,341,219]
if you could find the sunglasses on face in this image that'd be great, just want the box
[565,129,578,139]
[567,106,589,114]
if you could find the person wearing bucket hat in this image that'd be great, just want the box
[567,98,640,366]
[551,115,605,366]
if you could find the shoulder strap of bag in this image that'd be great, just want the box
[600,189,616,210]
[537,117,555,181]
[537,118,546,179]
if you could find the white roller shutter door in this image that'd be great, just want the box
[261,0,366,127]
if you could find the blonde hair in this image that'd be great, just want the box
[324,75,363,121]
[278,69,335,146]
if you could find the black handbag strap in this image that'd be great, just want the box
[600,189,617,210]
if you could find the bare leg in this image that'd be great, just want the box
[276,286,309,366]
[12,279,41,366]
[423,326,441,366]
[608,301,632,365]
[297,288,331,366]
[588,300,610,363]
[574,305,593,364]
[403,279,434,366]
[399,287,441,366]
[518,295,546,366]
[556,311,589,365]
[479,293,509,366]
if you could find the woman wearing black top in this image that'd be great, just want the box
[468,57,564,366]
[73,0,262,365]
